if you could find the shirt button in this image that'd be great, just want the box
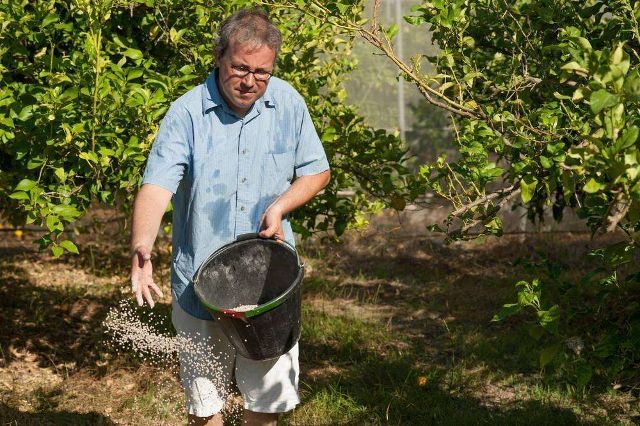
[241,177,247,183]
[240,206,245,211]
[241,149,247,154]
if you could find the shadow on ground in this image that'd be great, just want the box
[0,403,115,425]
[294,329,598,425]
[0,249,172,370]
[294,232,638,424]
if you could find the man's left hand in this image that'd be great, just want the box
[259,203,285,240]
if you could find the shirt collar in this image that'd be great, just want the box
[202,68,276,116]
[202,69,224,114]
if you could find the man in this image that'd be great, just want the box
[129,8,330,426]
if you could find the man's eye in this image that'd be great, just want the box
[234,65,250,72]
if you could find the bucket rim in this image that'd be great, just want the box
[192,234,304,318]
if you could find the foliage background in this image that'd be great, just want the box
[0,0,417,255]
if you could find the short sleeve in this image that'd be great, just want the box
[141,110,191,194]
[294,102,330,176]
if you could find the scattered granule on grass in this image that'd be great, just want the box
[103,302,178,364]
[103,300,235,415]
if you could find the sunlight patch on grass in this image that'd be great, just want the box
[285,385,373,425]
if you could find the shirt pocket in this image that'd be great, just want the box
[262,151,295,200]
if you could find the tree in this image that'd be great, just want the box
[269,0,640,387]
[0,0,417,255]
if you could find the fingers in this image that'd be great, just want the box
[135,286,144,307]
[259,226,274,237]
[141,282,155,309]
[131,275,138,293]
[134,279,163,308]
[149,281,164,299]
[130,254,140,292]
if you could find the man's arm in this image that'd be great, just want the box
[259,170,330,239]
[130,183,173,307]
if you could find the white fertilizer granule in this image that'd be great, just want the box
[232,304,258,312]
[103,300,242,421]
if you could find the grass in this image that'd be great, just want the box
[0,216,639,425]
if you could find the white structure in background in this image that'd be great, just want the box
[385,0,406,140]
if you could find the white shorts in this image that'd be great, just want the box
[171,301,300,417]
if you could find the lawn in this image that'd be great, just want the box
[0,215,638,425]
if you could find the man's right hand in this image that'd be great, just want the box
[130,245,164,308]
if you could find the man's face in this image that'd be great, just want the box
[217,41,276,116]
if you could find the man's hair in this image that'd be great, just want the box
[214,8,282,63]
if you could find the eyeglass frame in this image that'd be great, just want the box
[229,64,274,82]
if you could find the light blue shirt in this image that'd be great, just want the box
[142,69,330,319]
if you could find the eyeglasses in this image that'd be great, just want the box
[230,64,273,82]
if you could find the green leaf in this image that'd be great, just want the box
[127,69,144,80]
[79,151,99,163]
[384,24,399,40]
[178,65,194,75]
[15,179,37,191]
[624,70,640,100]
[553,91,572,100]
[520,176,538,203]
[583,178,605,193]
[59,240,79,254]
[54,168,66,182]
[123,48,143,60]
[404,15,426,26]
[482,165,503,179]
[491,303,521,322]
[60,87,79,101]
[46,215,59,232]
[575,37,592,51]
[539,344,561,368]
[561,61,588,74]
[0,115,14,128]
[42,13,59,27]
[169,27,179,43]
[27,157,45,170]
[611,43,624,65]
[9,191,30,200]
[51,245,64,258]
[540,156,553,169]
[537,304,560,332]
[18,105,35,121]
[52,204,81,220]
[590,89,620,114]
[615,126,639,151]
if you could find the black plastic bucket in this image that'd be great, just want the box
[193,233,304,361]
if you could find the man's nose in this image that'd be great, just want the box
[241,72,256,86]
